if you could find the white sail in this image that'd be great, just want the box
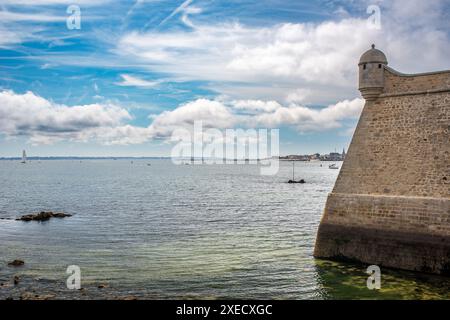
[21,150,27,163]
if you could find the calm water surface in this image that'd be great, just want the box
[0,160,449,299]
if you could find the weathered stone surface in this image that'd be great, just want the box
[314,46,450,275]
[315,223,450,275]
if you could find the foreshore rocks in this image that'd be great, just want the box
[16,211,72,222]
[8,260,24,267]
[20,292,56,300]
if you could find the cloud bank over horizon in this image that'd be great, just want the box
[0,90,364,145]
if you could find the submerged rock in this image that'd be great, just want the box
[8,260,24,267]
[16,211,72,221]
[20,292,55,300]
[51,212,71,218]
[288,179,306,184]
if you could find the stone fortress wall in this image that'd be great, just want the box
[314,45,450,275]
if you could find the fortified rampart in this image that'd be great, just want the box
[314,45,450,275]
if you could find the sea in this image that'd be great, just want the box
[0,159,449,299]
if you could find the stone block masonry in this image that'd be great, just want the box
[314,45,450,275]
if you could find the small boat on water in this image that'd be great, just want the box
[287,161,306,183]
[329,163,339,169]
[21,150,27,164]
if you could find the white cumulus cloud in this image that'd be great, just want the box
[116,74,160,88]
[147,97,364,138]
[116,0,449,104]
[0,90,364,145]
[0,90,150,145]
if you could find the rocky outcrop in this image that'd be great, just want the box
[16,211,72,221]
[288,179,305,184]
[8,260,24,267]
[20,292,56,300]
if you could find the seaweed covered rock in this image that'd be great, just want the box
[16,211,72,221]
[8,260,24,267]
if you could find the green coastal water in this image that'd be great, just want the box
[0,159,449,299]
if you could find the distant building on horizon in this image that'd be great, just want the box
[279,148,346,161]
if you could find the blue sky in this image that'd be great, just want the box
[0,0,449,157]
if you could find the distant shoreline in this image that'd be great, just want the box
[1,157,345,161]
[0,157,171,161]
[0,157,344,161]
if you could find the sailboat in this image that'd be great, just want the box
[288,161,305,183]
[21,150,27,164]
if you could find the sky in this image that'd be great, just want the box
[0,0,449,157]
